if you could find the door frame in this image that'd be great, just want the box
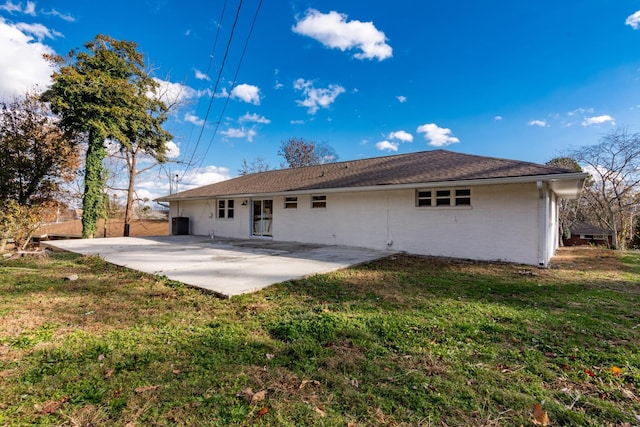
[251,199,273,238]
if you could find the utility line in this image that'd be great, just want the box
[195,0,263,172]
[178,0,228,164]
[180,0,244,182]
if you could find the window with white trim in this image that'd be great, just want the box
[311,195,326,209]
[416,188,471,207]
[416,190,432,207]
[217,199,234,218]
[284,196,298,209]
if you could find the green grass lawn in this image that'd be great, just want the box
[1,247,639,426]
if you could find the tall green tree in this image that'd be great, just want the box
[42,35,167,238]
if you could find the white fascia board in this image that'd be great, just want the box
[157,172,589,202]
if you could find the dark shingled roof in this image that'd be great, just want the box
[157,149,578,201]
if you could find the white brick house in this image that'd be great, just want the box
[156,150,586,267]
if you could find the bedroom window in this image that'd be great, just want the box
[311,195,327,209]
[217,199,234,219]
[284,196,298,209]
[436,190,451,206]
[416,190,432,207]
[416,189,471,207]
[455,189,471,206]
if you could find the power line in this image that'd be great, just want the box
[180,0,245,181]
[178,0,228,164]
[195,0,263,172]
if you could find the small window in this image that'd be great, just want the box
[416,188,471,208]
[217,199,234,219]
[436,190,451,206]
[417,190,431,207]
[285,196,298,209]
[312,195,326,209]
[455,189,471,206]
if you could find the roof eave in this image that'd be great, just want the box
[154,172,589,202]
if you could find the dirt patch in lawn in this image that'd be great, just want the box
[35,219,169,238]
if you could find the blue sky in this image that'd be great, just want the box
[2,0,640,198]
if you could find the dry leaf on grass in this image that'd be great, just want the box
[256,406,269,417]
[251,390,267,403]
[532,403,550,426]
[134,385,160,394]
[611,366,622,376]
[314,406,326,417]
[104,368,114,379]
[236,387,267,404]
[38,396,69,414]
[299,379,321,389]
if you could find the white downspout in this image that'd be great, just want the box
[537,181,548,267]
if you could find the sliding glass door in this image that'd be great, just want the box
[252,199,273,237]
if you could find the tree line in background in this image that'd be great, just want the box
[549,129,640,250]
[0,33,639,251]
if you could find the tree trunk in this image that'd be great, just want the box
[611,211,619,250]
[82,132,107,239]
[123,153,138,237]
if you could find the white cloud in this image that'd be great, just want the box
[143,165,232,199]
[220,127,257,142]
[230,83,260,105]
[239,112,270,124]
[14,22,61,41]
[0,17,55,98]
[194,69,210,81]
[292,9,392,61]
[0,1,21,13]
[396,95,407,103]
[376,140,399,152]
[165,140,180,159]
[527,120,548,127]
[388,130,413,143]
[184,112,204,126]
[567,107,594,116]
[581,115,615,126]
[626,10,640,29]
[494,115,503,121]
[294,78,345,114]
[152,78,197,104]
[274,81,284,89]
[24,1,35,15]
[416,123,460,147]
[182,165,231,188]
[42,9,75,22]
[290,119,305,125]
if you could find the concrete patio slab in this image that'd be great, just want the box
[42,236,392,297]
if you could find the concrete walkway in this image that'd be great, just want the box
[42,236,391,297]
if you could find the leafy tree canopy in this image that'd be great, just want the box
[0,92,79,205]
[42,35,170,238]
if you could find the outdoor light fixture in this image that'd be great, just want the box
[241,200,248,206]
